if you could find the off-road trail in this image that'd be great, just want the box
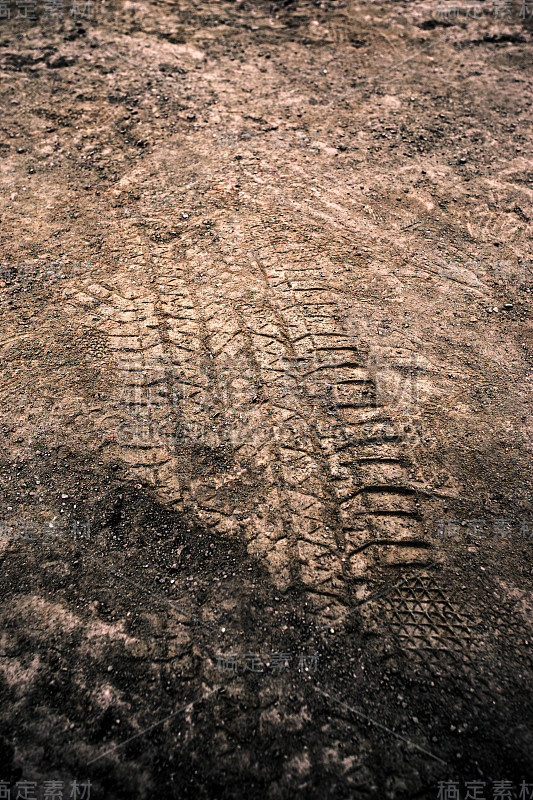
[0,0,532,797]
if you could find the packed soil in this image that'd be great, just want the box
[0,0,532,797]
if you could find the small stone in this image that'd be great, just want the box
[503,303,513,309]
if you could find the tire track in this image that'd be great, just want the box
[245,226,434,599]
[59,206,437,626]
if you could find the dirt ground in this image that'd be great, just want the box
[0,0,532,797]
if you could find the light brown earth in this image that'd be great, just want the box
[0,0,532,797]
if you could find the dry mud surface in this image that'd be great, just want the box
[0,0,532,797]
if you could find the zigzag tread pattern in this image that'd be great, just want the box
[59,213,438,623]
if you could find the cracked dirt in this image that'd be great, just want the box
[0,0,532,797]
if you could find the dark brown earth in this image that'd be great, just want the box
[0,0,532,797]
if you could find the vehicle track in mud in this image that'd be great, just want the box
[0,0,532,797]
[60,204,436,624]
